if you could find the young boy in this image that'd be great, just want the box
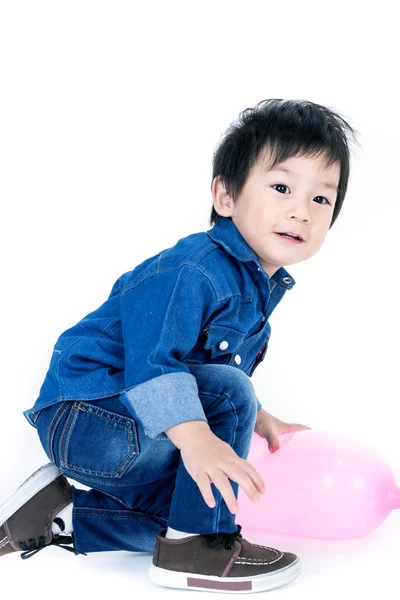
[0,98,359,593]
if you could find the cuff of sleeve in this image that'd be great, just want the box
[120,372,208,440]
[256,398,262,411]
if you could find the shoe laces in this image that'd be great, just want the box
[19,533,87,560]
[205,524,242,551]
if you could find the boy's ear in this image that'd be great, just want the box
[212,176,235,218]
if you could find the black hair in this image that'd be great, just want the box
[209,98,362,228]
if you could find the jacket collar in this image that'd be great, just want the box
[206,217,296,290]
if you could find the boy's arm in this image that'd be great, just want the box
[119,265,218,440]
[164,419,211,449]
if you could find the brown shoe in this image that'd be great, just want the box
[150,525,301,593]
[0,463,84,559]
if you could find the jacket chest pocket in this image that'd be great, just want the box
[201,326,246,361]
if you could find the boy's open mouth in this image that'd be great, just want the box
[275,232,304,243]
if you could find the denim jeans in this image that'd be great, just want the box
[35,363,258,554]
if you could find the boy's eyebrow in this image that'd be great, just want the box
[266,166,338,192]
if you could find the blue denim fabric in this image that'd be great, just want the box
[24,216,295,439]
[35,363,259,553]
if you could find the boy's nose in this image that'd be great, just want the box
[286,205,311,223]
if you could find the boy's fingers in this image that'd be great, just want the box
[196,473,216,508]
[240,459,266,493]
[264,432,280,451]
[223,464,262,502]
[280,422,311,433]
[211,473,239,514]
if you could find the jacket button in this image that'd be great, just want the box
[261,316,266,321]
[283,276,292,284]
[219,340,229,350]
[234,354,242,365]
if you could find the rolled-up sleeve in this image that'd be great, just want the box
[119,265,218,440]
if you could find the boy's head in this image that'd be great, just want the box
[210,99,361,276]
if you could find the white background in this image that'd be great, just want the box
[1,1,399,598]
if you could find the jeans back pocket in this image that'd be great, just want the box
[58,400,139,478]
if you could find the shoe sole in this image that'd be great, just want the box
[149,557,301,593]
[0,463,63,526]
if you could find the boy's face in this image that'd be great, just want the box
[212,148,341,277]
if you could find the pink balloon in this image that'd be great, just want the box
[237,430,400,539]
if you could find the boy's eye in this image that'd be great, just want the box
[273,184,290,194]
[272,184,330,205]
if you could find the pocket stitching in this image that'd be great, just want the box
[117,420,139,475]
[204,328,246,357]
[59,401,139,478]
[75,403,138,475]
[60,403,79,467]
[46,401,69,463]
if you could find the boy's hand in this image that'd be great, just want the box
[176,426,266,514]
[254,408,311,453]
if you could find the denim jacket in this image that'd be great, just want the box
[23,216,296,439]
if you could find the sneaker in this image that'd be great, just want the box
[149,525,301,593]
[0,462,85,559]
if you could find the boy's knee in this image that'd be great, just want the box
[220,366,258,421]
[188,363,258,423]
